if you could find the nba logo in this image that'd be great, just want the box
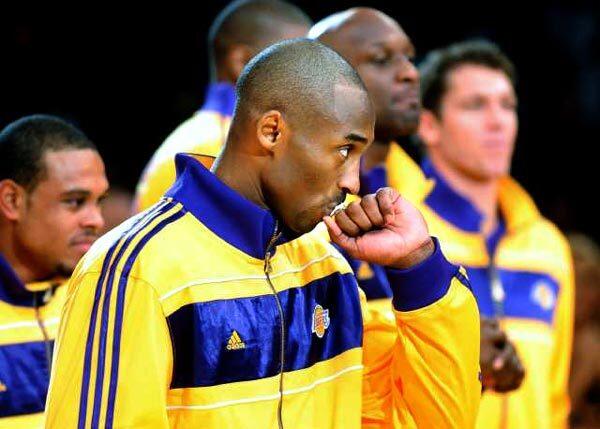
[312,304,330,338]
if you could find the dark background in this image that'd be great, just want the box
[2,1,599,240]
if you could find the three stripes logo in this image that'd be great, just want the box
[226,330,246,351]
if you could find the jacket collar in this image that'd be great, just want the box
[421,158,484,233]
[166,154,296,260]
[421,157,541,236]
[0,253,58,307]
[200,82,237,117]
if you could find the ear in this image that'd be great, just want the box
[223,44,255,83]
[0,179,26,221]
[257,110,285,153]
[417,109,442,149]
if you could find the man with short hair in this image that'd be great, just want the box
[134,0,312,212]
[415,40,573,429]
[311,7,525,400]
[46,39,480,429]
[0,115,108,427]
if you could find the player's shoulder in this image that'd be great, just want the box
[159,111,227,158]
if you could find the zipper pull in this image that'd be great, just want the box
[264,251,272,274]
[491,275,505,304]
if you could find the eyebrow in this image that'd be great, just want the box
[369,41,416,57]
[61,189,91,196]
[345,133,369,144]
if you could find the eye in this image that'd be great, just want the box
[371,52,390,66]
[502,99,518,111]
[462,98,485,110]
[63,198,85,209]
[338,146,350,159]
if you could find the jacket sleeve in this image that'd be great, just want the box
[549,244,575,428]
[45,269,172,428]
[360,239,481,428]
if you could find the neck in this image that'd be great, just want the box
[429,154,500,236]
[212,144,269,210]
[0,227,40,284]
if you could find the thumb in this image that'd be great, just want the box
[323,215,356,255]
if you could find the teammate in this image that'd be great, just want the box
[415,41,573,428]
[134,0,311,212]
[0,115,108,427]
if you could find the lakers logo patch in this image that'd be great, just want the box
[531,281,556,311]
[226,330,246,350]
[0,380,7,393]
[312,304,330,338]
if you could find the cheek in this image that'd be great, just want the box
[440,114,482,160]
[506,114,519,142]
[28,211,75,247]
[448,113,483,147]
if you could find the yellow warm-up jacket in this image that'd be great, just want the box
[46,153,481,428]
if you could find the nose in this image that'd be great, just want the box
[81,204,105,232]
[338,159,361,196]
[485,103,510,131]
[395,56,419,84]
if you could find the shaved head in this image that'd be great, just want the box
[216,39,374,234]
[235,38,369,128]
[310,8,420,140]
[209,0,312,81]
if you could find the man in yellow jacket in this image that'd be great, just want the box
[133,0,311,212]
[46,39,481,428]
[414,40,573,428]
[0,115,108,428]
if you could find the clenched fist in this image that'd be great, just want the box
[323,187,434,269]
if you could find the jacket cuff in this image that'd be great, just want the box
[387,237,458,311]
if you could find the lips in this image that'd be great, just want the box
[70,236,98,253]
[391,87,420,106]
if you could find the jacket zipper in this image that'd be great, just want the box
[33,289,53,372]
[488,253,508,429]
[264,221,285,429]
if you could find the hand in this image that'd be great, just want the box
[323,187,434,269]
[480,317,525,393]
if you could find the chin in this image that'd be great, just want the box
[387,117,420,139]
[54,263,76,278]
[290,217,322,236]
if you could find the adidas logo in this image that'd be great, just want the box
[226,330,246,351]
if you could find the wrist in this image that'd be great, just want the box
[389,238,435,269]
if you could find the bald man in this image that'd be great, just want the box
[133,0,311,212]
[46,39,480,428]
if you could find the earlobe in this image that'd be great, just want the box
[0,180,24,221]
